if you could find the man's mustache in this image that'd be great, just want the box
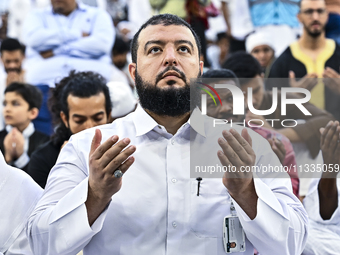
[5,68,21,74]
[155,66,186,84]
[311,21,322,26]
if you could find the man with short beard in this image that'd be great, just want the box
[28,14,307,255]
[0,38,26,130]
[268,0,340,121]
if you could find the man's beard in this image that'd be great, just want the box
[305,22,325,38]
[135,66,201,117]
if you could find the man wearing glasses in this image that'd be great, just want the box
[268,0,340,121]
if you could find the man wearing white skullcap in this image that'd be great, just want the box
[246,31,276,78]
[0,151,42,255]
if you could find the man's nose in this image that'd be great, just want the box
[84,120,96,129]
[163,47,177,66]
[7,61,17,69]
[312,12,321,20]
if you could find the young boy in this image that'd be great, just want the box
[0,82,49,172]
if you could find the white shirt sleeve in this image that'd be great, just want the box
[22,10,82,52]
[13,152,29,169]
[229,128,308,255]
[232,178,308,255]
[5,227,33,255]
[27,137,109,255]
[53,9,115,59]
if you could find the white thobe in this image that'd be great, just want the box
[28,106,308,255]
[303,179,340,255]
[0,152,42,255]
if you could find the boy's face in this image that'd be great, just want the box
[3,92,37,131]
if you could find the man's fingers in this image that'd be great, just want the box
[220,129,254,165]
[218,135,242,167]
[90,129,102,156]
[320,127,325,135]
[328,123,340,153]
[274,138,285,154]
[274,138,286,159]
[105,145,136,175]
[321,121,335,147]
[91,132,119,160]
[241,128,253,148]
[112,156,135,177]
[217,150,233,171]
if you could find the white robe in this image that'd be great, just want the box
[0,152,42,255]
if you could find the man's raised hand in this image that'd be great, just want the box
[320,121,340,178]
[218,128,258,219]
[86,129,136,225]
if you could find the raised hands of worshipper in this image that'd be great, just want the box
[289,71,318,91]
[319,120,340,178]
[318,120,340,220]
[323,67,340,95]
[6,71,24,86]
[3,128,24,163]
[85,129,136,225]
[218,128,258,219]
[267,136,286,165]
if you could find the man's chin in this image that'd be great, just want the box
[157,79,186,89]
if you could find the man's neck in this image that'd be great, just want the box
[146,110,190,135]
[299,31,326,51]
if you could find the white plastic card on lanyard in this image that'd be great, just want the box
[223,201,246,253]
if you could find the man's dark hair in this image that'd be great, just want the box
[5,82,42,110]
[0,38,25,55]
[222,51,262,85]
[201,69,238,81]
[49,71,112,147]
[130,14,201,63]
[112,36,130,56]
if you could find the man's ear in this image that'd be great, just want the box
[28,107,39,120]
[297,13,302,24]
[128,63,136,82]
[60,111,69,128]
[199,61,204,75]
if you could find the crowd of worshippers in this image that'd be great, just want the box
[0,0,340,255]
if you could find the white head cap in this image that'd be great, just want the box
[106,81,137,118]
[246,32,275,53]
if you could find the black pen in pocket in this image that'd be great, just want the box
[196,177,202,196]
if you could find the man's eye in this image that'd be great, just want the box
[74,120,85,124]
[227,96,233,102]
[179,46,189,53]
[94,117,104,122]
[150,47,161,54]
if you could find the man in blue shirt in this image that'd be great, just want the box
[22,0,115,87]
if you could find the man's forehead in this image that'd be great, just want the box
[301,0,326,8]
[138,24,196,48]
[2,50,22,57]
